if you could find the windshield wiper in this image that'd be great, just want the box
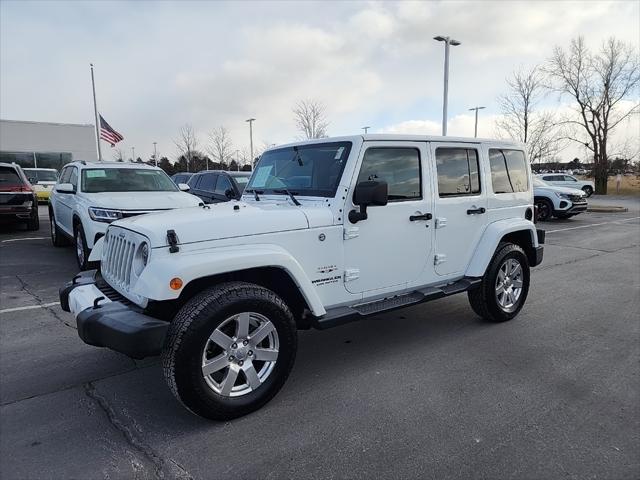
[273,189,301,206]
[245,189,263,201]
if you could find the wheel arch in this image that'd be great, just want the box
[466,220,539,277]
[134,244,326,321]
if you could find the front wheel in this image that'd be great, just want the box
[582,186,593,197]
[74,223,91,270]
[535,198,553,222]
[468,243,530,322]
[162,282,297,420]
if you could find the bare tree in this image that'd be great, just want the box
[174,124,199,172]
[207,126,233,170]
[546,37,639,193]
[496,66,563,164]
[293,99,329,139]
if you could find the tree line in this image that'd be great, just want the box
[497,36,638,194]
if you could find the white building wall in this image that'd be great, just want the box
[0,119,98,161]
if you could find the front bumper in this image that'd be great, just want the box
[60,270,168,359]
[567,202,588,214]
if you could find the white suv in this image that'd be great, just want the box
[533,177,588,221]
[536,174,594,197]
[60,135,544,420]
[49,161,201,269]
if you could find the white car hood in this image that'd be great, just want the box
[84,191,201,210]
[113,200,326,247]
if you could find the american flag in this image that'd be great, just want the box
[99,115,124,146]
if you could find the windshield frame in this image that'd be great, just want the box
[245,141,352,198]
[81,167,179,193]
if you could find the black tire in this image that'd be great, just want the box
[49,210,69,247]
[73,222,91,270]
[162,281,297,420]
[26,211,39,231]
[468,243,530,322]
[582,186,593,197]
[534,198,553,222]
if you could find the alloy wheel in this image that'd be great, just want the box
[75,229,85,266]
[495,258,524,312]
[201,312,279,397]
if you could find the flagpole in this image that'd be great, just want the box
[90,63,103,161]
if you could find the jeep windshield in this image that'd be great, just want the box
[81,168,178,193]
[246,141,352,197]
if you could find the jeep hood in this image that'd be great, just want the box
[114,200,319,247]
[84,191,201,210]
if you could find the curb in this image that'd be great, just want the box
[587,206,628,213]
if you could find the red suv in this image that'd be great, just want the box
[0,162,39,230]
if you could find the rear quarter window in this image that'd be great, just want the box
[489,149,528,194]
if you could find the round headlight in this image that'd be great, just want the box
[133,242,150,277]
[140,242,149,266]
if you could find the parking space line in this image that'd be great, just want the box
[546,216,640,234]
[1,237,48,243]
[0,302,60,313]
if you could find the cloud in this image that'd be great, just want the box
[0,0,638,163]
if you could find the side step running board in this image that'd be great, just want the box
[313,277,481,330]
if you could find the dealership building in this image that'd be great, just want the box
[0,119,98,171]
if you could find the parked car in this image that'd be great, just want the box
[187,171,251,203]
[61,135,544,420]
[49,161,202,270]
[171,172,194,186]
[0,162,39,230]
[536,173,594,197]
[23,168,58,203]
[533,177,588,221]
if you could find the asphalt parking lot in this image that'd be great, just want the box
[1,199,639,480]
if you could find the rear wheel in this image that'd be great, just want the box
[468,243,530,322]
[49,210,69,246]
[26,211,39,231]
[534,198,553,221]
[162,281,297,420]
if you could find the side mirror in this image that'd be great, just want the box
[178,183,190,192]
[225,188,236,200]
[349,180,388,223]
[56,183,75,194]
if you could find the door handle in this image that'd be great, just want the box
[466,207,486,215]
[409,213,433,221]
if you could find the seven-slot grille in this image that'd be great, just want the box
[101,227,142,292]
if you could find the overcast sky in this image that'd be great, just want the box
[1,0,638,163]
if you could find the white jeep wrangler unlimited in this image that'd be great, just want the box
[60,135,544,420]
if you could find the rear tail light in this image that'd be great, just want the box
[0,184,32,193]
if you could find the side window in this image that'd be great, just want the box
[188,175,200,188]
[199,173,217,192]
[489,149,528,193]
[69,167,78,190]
[435,148,481,197]
[356,148,421,201]
[215,175,233,194]
[59,167,71,184]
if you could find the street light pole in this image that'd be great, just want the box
[362,126,370,134]
[153,142,158,166]
[434,36,461,136]
[235,149,240,171]
[468,106,486,138]
[246,118,255,171]
[131,146,135,163]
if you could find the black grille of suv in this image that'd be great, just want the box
[569,194,586,203]
[95,274,134,307]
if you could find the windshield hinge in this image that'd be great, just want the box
[343,226,359,240]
